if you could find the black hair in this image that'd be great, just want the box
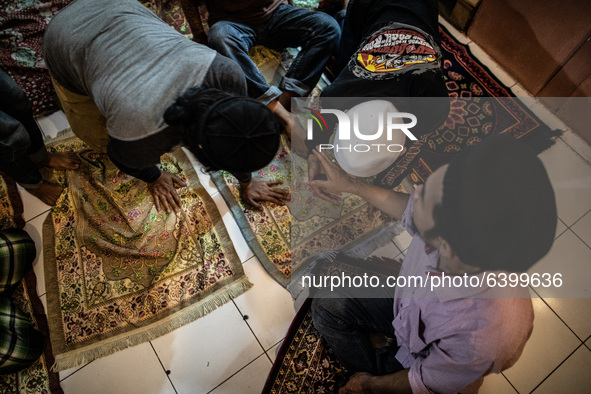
[164,86,282,174]
[164,87,238,171]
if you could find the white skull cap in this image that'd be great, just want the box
[334,100,406,177]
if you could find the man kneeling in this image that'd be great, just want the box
[310,135,556,393]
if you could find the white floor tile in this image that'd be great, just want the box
[538,139,591,226]
[59,363,88,383]
[529,231,591,333]
[368,241,403,259]
[543,298,591,342]
[520,98,572,135]
[233,258,296,350]
[267,340,282,364]
[36,110,70,140]
[503,298,581,393]
[510,83,532,97]
[18,184,52,223]
[182,147,220,198]
[556,219,568,239]
[211,192,255,263]
[39,293,47,314]
[60,342,174,394]
[438,17,472,45]
[24,211,50,297]
[151,301,264,394]
[209,354,272,394]
[479,373,517,394]
[559,128,591,165]
[466,41,518,88]
[392,230,412,253]
[571,210,591,247]
[532,345,591,393]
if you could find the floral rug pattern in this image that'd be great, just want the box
[262,299,348,394]
[213,141,395,287]
[44,138,251,371]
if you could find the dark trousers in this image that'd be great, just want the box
[0,69,46,188]
[208,4,340,103]
[311,287,405,376]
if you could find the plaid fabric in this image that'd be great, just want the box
[0,297,44,374]
[0,229,36,294]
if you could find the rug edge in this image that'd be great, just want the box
[50,275,252,372]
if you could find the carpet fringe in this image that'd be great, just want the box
[51,277,252,372]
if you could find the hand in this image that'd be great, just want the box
[147,172,187,214]
[307,152,337,203]
[42,152,80,170]
[239,178,290,211]
[339,372,374,394]
[309,148,359,203]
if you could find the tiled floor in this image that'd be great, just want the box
[21,19,591,394]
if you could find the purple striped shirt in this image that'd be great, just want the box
[393,198,533,393]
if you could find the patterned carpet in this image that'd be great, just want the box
[262,299,347,394]
[42,138,251,371]
[376,25,560,187]
[211,25,560,289]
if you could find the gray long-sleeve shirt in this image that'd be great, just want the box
[43,0,251,183]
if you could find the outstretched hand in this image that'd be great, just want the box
[239,178,290,211]
[147,172,187,214]
[309,148,359,203]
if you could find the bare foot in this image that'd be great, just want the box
[39,152,80,170]
[26,181,64,206]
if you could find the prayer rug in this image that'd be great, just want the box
[43,138,251,371]
[212,142,404,287]
[376,25,561,187]
[263,254,403,393]
[262,299,347,394]
[212,24,561,288]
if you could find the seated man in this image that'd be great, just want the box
[206,0,340,114]
[0,69,79,206]
[302,0,450,185]
[310,135,557,393]
[43,0,289,213]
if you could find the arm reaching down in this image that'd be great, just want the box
[309,149,410,220]
[147,171,187,214]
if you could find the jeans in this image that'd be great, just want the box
[208,4,340,104]
[311,287,404,376]
[0,69,46,188]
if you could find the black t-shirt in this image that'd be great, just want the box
[320,0,448,141]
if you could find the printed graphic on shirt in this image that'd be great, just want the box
[349,24,441,81]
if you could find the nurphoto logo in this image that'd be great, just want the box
[304,107,418,153]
